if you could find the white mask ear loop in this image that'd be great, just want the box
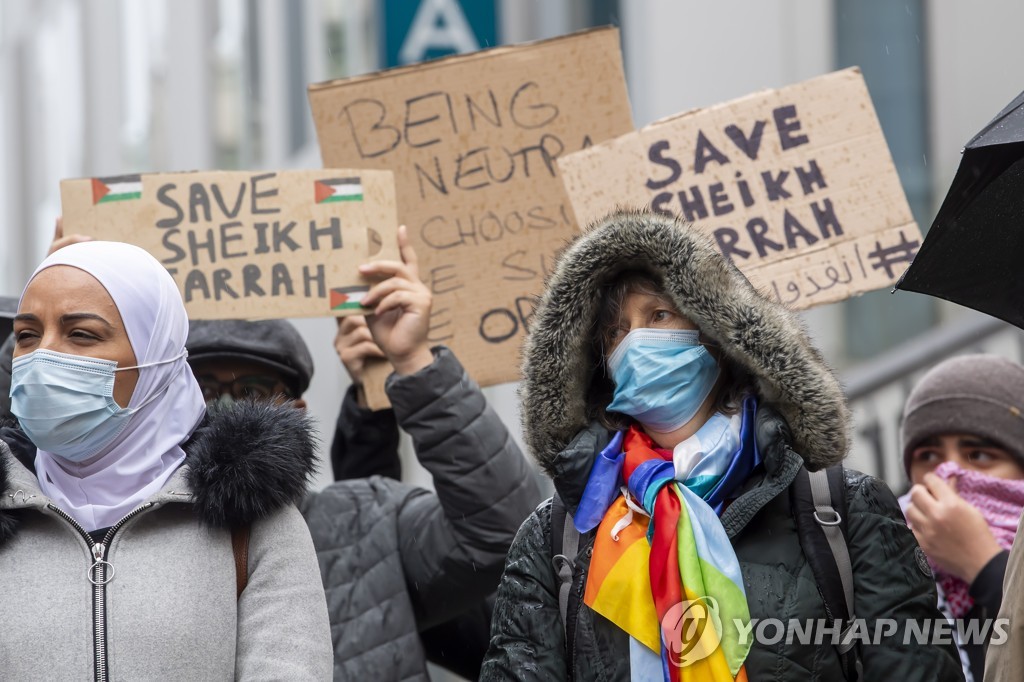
[114,350,189,414]
[610,486,651,541]
[115,349,188,373]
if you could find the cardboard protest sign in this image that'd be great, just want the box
[557,67,921,309]
[60,170,399,319]
[308,27,634,394]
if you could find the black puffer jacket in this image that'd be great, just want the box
[481,210,963,681]
[302,347,541,681]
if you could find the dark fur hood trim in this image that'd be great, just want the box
[0,400,317,538]
[184,399,318,527]
[521,209,849,476]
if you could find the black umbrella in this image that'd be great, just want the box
[896,89,1024,328]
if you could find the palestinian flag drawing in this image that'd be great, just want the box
[330,286,369,311]
[315,177,363,204]
[92,174,142,204]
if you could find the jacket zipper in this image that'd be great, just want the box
[48,503,154,682]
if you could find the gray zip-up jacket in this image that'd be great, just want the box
[0,401,332,681]
[301,346,542,681]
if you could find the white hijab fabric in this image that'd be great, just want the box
[25,241,206,531]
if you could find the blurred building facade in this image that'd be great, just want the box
[1,0,1023,498]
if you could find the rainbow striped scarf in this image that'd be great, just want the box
[574,397,760,681]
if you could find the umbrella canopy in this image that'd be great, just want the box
[896,90,1024,328]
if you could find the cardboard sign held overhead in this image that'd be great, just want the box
[557,67,921,309]
[60,170,399,319]
[308,27,634,393]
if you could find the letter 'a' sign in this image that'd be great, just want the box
[309,27,633,390]
[558,68,922,309]
[381,0,498,67]
[59,170,399,319]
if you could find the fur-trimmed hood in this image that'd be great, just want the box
[0,400,317,544]
[521,209,849,476]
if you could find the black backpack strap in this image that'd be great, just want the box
[790,465,863,682]
[550,494,582,677]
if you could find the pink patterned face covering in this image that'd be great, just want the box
[900,461,1024,617]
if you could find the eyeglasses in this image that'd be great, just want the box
[195,374,294,402]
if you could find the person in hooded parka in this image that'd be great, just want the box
[481,210,964,681]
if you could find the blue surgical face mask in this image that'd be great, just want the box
[10,348,185,462]
[606,328,721,433]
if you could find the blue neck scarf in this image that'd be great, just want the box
[574,396,761,533]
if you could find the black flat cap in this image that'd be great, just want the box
[186,319,314,396]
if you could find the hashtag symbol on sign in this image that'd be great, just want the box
[867,231,921,279]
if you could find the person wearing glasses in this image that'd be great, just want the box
[186,318,315,409]
[180,227,540,680]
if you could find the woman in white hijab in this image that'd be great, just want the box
[0,242,332,680]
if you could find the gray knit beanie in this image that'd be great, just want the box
[901,354,1024,475]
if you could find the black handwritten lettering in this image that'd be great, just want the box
[782,210,819,249]
[761,170,792,201]
[253,222,271,255]
[651,192,674,216]
[184,270,210,303]
[272,221,300,252]
[773,105,809,150]
[303,264,326,298]
[271,263,294,296]
[242,264,266,297]
[309,217,343,251]
[714,227,751,263]
[428,308,454,343]
[735,171,755,208]
[504,210,524,236]
[509,82,558,129]
[212,269,239,301]
[867,231,919,279]
[708,182,734,216]
[430,264,464,294]
[479,212,504,242]
[420,205,563,252]
[693,131,730,174]
[421,216,461,250]
[211,182,246,219]
[724,121,766,160]
[187,228,217,266]
[343,99,401,159]
[795,160,826,195]
[528,205,557,229]
[403,92,455,148]
[220,221,247,259]
[646,140,682,190]
[677,186,708,222]
[479,308,518,344]
[251,173,280,215]
[465,90,501,131]
[515,296,537,331]
[456,216,478,247]
[484,146,515,184]
[812,198,843,239]
[515,134,564,179]
[453,147,491,190]
[188,183,212,224]
[501,250,538,281]
[415,157,447,199]
[160,229,186,265]
[746,218,784,258]
[156,184,184,228]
